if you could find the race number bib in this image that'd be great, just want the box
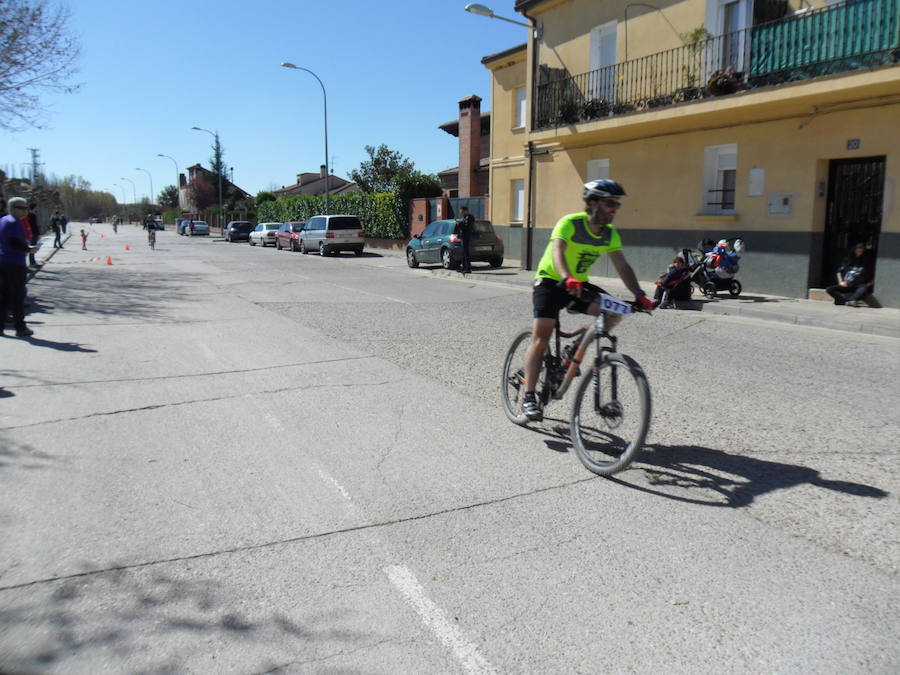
[599,294,633,315]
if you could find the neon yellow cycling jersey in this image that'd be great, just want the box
[535,211,623,282]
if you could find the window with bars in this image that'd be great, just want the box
[703,144,737,213]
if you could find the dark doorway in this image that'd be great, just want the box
[820,156,885,287]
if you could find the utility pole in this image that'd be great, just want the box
[26,148,42,184]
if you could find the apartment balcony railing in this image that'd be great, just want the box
[534,0,899,130]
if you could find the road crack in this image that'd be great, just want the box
[0,476,597,592]
[0,378,396,431]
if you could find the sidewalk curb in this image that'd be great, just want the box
[419,263,899,340]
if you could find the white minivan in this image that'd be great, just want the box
[298,215,365,256]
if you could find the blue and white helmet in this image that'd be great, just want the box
[583,179,626,202]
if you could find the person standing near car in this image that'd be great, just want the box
[456,206,474,274]
[0,198,39,337]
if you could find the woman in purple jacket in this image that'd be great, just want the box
[0,197,39,337]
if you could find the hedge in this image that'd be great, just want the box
[257,192,407,240]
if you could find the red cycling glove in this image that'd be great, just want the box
[564,277,583,294]
[635,292,654,310]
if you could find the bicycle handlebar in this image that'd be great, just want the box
[559,280,653,315]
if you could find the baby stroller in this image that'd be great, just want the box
[682,238,745,299]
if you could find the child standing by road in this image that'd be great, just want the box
[80,229,88,250]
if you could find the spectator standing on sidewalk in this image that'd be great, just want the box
[0,197,38,337]
[455,206,474,274]
[50,211,63,248]
[80,229,88,250]
[60,213,68,234]
[24,204,39,268]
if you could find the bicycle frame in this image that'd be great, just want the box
[548,310,617,401]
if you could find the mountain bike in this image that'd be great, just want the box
[501,285,652,476]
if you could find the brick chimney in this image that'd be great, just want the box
[320,164,327,178]
[458,95,482,198]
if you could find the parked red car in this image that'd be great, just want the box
[275,221,307,251]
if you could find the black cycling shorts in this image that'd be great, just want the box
[532,279,605,319]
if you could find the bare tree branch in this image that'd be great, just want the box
[0,0,81,131]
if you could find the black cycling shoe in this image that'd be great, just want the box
[522,397,543,421]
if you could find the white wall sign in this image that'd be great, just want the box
[748,168,765,196]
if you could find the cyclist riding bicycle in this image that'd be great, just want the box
[521,178,654,421]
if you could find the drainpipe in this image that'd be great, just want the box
[520,7,542,270]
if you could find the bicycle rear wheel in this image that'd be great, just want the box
[570,353,651,476]
[501,330,547,426]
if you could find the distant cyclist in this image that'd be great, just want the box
[521,179,654,421]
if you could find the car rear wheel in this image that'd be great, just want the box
[489,257,503,268]
[319,241,327,256]
[300,240,308,254]
[441,248,453,269]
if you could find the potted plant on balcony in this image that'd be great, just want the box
[706,67,745,95]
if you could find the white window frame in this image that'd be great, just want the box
[587,159,610,182]
[702,144,737,214]
[511,179,525,222]
[513,86,526,129]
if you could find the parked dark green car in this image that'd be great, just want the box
[406,219,504,269]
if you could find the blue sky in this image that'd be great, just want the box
[1,0,527,201]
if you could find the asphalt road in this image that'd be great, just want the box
[1,223,897,674]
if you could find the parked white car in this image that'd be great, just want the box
[249,222,280,246]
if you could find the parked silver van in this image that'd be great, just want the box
[298,215,365,256]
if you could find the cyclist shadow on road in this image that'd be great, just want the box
[539,430,887,507]
[613,443,888,507]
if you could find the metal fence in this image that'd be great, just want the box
[535,0,899,130]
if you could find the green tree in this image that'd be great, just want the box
[255,190,276,205]
[394,168,442,206]
[349,144,414,193]
[0,0,81,131]
[158,185,179,208]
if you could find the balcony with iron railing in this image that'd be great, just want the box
[534,0,899,130]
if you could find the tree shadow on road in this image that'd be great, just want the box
[0,566,377,672]
[25,265,201,324]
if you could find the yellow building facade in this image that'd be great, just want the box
[484,0,899,306]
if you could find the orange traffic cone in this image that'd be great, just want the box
[124,244,130,251]
[106,256,113,265]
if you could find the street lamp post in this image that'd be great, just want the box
[191,126,225,230]
[135,167,154,209]
[120,176,137,221]
[157,153,180,212]
[465,3,541,270]
[280,62,330,215]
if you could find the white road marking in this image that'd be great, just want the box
[263,412,284,432]
[330,282,411,305]
[384,564,496,675]
[197,341,217,362]
[317,468,353,503]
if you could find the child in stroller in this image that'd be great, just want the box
[683,237,745,298]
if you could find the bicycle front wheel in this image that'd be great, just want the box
[501,330,547,426]
[570,353,651,476]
